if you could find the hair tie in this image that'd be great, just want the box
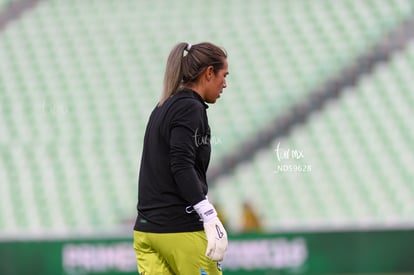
[186,43,192,52]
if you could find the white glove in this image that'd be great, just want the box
[194,199,228,261]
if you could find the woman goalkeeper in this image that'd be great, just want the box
[133,42,229,275]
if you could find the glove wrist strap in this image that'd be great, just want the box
[193,199,218,223]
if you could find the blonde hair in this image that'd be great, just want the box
[159,42,227,105]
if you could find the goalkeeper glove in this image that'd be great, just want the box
[193,199,228,261]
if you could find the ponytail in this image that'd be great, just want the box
[159,42,188,105]
[158,42,227,106]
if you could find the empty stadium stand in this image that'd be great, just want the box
[210,40,414,231]
[0,0,413,235]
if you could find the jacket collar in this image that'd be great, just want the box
[179,88,209,109]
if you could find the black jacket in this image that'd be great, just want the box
[134,89,211,233]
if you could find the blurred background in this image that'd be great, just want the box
[1,0,414,274]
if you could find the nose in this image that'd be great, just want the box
[223,79,227,88]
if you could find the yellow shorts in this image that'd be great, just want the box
[133,230,223,275]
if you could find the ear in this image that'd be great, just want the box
[205,66,214,81]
